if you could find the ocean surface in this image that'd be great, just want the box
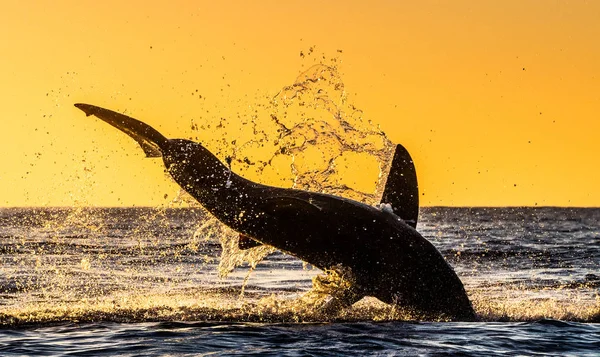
[0,207,598,356]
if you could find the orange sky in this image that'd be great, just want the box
[1,0,599,207]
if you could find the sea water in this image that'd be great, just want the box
[0,207,598,356]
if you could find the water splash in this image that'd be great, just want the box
[2,288,597,327]
[268,64,395,201]
[190,63,397,277]
[188,63,395,204]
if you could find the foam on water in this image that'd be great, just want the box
[1,285,598,327]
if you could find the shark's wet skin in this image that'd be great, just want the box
[74,103,475,321]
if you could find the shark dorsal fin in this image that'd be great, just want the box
[380,144,419,228]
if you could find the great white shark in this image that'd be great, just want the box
[74,103,475,321]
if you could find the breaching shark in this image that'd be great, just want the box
[74,103,475,321]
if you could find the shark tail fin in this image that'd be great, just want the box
[74,103,167,158]
[380,144,419,228]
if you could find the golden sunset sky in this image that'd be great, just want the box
[1,1,599,207]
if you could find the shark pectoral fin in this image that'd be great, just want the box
[380,143,419,228]
[238,234,263,250]
[259,196,323,218]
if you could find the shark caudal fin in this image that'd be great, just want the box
[380,144,419,228]
[74,103,168,158]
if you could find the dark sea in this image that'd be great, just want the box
[0,207,598,356]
